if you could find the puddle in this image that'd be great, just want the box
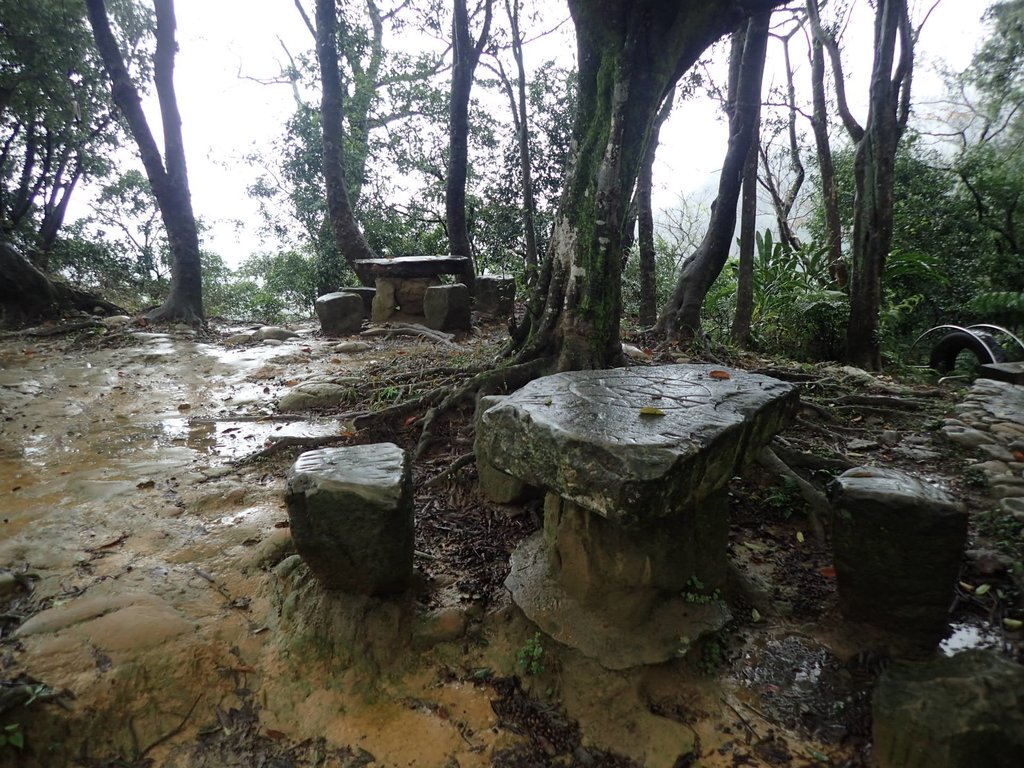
[736,634,864,745]
[941,621,1003,656]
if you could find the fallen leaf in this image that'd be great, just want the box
[265,729,287,741]
[975,583,991,596]
[1014,450,1024,462]
[796,531,805,543]
[818,566,837,579]
[708,370,731,380]
[751,608,762,622]
[403,415,418,427]
[959,581,975,593]
[639,406,666,417]
[1003,618,1023,630]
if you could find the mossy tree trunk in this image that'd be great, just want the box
[86,0,204,324]
[512,0,784,371]
[808,0,913,370]
[637,87,675,328]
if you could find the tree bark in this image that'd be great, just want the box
[512,0,784,371]
[807,4,846,289]
[808,0,913,369]
[86,0,204,324]
[314,0,378,285]
[637,87,675,327]
[446,0,492,293]
[657,10,771,342]
[731,106,760,346]
[506,0,539,284]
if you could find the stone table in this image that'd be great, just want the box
[354,256,471,323]
[476,364,797,668]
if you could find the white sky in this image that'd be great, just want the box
[77,0,992,267]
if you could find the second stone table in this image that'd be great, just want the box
[476,364,798,668]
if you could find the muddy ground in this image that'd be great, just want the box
[0,318,1021,768]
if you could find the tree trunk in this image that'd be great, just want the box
[86,0,204,324]
[658,11,770,342]
[845,0,912,370]
[314,0,378,286]
[0,241,124,325]
[731,113,760,346]
[808,15,846,288]
[637,87,675,328]
[446,0,492,293]
[506,0,539,284]
[512,0,784,372]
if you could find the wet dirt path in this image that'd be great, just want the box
[0,326,911,767]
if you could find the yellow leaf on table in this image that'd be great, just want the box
[639,406,666,417]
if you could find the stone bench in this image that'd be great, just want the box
[424,284,470,332]
[475,275,515,318]
[476,364,797,668]
[354,256,471,324]
[284,443,413,595]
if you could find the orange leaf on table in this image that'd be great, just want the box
[708,370,731,380]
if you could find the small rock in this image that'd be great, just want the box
[941,425,992,448]
[968,460,1010,477]
[101,315,132,329]
[847,438,879,451]
[991,484,1024,499]
[965,548,1012,576]
[978,444,1016,462]
[0,572,19,601]
[413,606,469,649]
[1001,497,1024,517]
[332,341,372,354]
[256,326,299,341]
[622,343,650,361]
[878,430,901,446]
[263,338,284,347]
[278,382,352,411]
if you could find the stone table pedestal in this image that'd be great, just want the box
[478,364,797,668]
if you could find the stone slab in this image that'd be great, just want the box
[315,291,364,336]
[477,365,797,526]
[505,533,730,670]
[979,361,1024,385]
[354,255,470,279]
[475,275,515,317]
[424,283,471,332]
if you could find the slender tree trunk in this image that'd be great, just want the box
[808,0,911,368]
[314,0,377,285]
[808,15,846,288]
[637,87,675,327]
[506,0,539,283]
[86,0,204,323]
[731,111,760,346]
[446,0,492,292]
[512,0,784,371]
[658,11,771,342]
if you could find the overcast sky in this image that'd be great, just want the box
[78,0,990,268]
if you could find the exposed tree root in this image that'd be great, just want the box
[413,356,554,459]
[770,439,855,473]
[426,452,475,486]
[757,446,829,545]
[361,323,455,345]
[833,394,928,410]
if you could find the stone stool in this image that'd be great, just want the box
[315,292,364,336]
[424,283,471,331]
[828,466,967,648]
[284,444,413,594]
[476,364,797,667]
[343,286,375,319]
[475,275,515,317]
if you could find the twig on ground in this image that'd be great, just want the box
[427,452,475,486]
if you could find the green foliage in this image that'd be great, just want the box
[765,475,803,519]
[682,576,721,605]
[0,723,24,750]
[516,632,545,676]
[0,0,152,250]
